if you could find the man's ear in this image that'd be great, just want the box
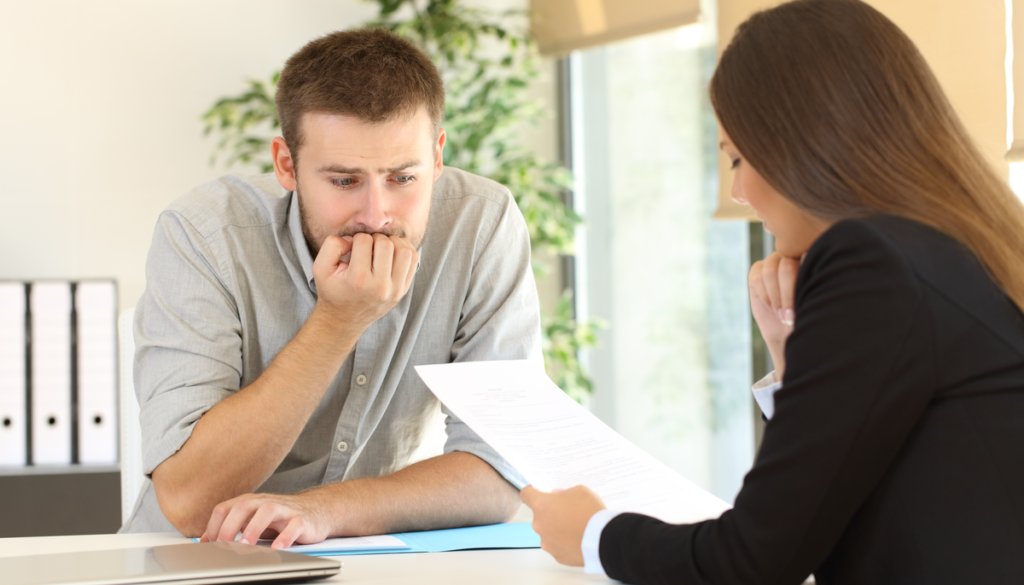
[272,136,297,191]
[433,129,446,181]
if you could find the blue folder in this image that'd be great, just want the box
[193,521,540,556]
[318,522,540,556]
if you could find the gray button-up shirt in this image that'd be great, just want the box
[122,169,540,532]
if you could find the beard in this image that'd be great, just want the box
[296,180,431,260]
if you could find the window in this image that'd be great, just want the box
[568,22,754,502]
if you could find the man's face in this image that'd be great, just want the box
[273,108,444,257]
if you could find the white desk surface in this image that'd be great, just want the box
[0,531,614,584]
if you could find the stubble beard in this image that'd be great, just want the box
[296,179,432,260]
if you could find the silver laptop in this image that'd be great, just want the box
[4,541,340,585]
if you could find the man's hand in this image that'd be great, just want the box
[200,492,333,550]
[313,233,419,332]
[197,452,519,548]
[521,485,607,567]
[748,251,801,379]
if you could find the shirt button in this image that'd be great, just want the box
[336,441,349,452]
[356,374,367,386]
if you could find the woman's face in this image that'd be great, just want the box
[719,128,832,257]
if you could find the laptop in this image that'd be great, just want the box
[4,541,341,585]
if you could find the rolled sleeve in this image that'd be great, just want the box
[441,403,528,488]
[134,211,243,474]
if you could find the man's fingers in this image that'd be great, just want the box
[389,236,414,288]
[205,502,230,544]
[217,500,260,543]
[314,236,345,271]
[348,233,375,278]
[272,516,308,550]
[405,248,419,291]
[371,234,396,280]
[241,503,280,546]
[338,236,353,264]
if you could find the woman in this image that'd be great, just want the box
[521,0,1024,583]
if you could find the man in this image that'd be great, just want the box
[121,28,540,548]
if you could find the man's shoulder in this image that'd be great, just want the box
[163,174,288,238]
[434,167,514,209]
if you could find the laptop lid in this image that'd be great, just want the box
[4,541,340,585]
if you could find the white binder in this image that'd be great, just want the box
[30,282,72,465]
[75,280,118,464]
[0,283,27,466]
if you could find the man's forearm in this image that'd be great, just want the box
[312,451,520,536]
[153,305,363,535]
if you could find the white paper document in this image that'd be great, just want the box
[257,535,410,554]
[415,360,731,525]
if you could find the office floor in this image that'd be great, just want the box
[0,470,120,537]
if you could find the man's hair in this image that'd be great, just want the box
[276,27,445,160]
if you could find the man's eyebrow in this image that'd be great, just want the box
[319,164,365,175]
[382,160,422,174]
[317,160,423,175]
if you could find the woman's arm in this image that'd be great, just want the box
[574,221,932,584]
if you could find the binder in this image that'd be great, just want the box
[0,282,27,466]
[75,280,118,464]
[30,282,72,465]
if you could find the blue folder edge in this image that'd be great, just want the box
[190,521,540,556]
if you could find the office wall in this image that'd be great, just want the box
[0,0,562,314]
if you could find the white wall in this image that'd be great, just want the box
[0,0,561,312]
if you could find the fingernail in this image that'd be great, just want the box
[776,309,785,322]
[783,309,794,325]
[239,537,250,545]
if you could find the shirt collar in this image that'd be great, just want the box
[287,191,317,295]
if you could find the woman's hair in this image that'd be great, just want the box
[710,0,1024,313]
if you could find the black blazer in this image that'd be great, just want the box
[599,216,1024,584]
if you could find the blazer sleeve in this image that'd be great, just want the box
[599,220,935,585]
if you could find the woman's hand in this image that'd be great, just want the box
[520,485,607,567]
[748,251,801,379]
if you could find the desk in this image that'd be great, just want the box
[0,532,614,584]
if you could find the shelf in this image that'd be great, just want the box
[0,464,120,476]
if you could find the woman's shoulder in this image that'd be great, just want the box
[803,215,1021,335]
[806,215,983,284]
[800,216,922,285]
[811,215,955,257]
[805,215,980,284]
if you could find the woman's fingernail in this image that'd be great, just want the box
[776,309,785,322]
[783,309,794,325]
[239,537,250,545]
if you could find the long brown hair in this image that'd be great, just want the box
[711,0,1024,313]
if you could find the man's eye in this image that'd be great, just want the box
[394,174,415,184]
[331,177,357,187]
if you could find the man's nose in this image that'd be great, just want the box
[352,181,392,232]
